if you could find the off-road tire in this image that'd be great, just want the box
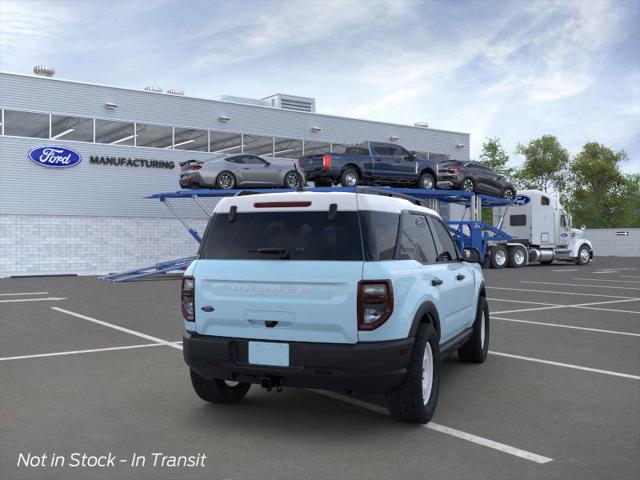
[216,171,236,190]
[458,297,489,363]
[386,323,440,424]
[418,172,435,190]
[489,245,508,269]
[189,370,250,403]
[340,168,359,187]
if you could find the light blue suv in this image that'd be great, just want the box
[182,189,489,423]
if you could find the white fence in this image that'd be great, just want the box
[586,228,640,257]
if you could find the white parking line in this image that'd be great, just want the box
[488,287,636,299]
[0,297,67,303]
[552,269,578,272]
[491,298,640,315]
[490,351,640,380]
[575,306,640,315]
[0,343,163,362]
[621,276,640,279]
[492,306,566,315]
[311,390,553,464]
[572,278,640,284]
[521,281,640,291]
[492,316,640,337]
[51,307,182,350]
[0,292,49,296]
[489,298,559,306]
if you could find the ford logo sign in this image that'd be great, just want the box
[514,195,530,206]
[28,146,82,168]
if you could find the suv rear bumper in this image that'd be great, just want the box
[183,332,414,393]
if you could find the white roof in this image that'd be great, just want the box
[214,191,440,217]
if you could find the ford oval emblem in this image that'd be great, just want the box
[514,195,530,206]
[28,146,82,168]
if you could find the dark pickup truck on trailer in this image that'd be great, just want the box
[298,141,439,189]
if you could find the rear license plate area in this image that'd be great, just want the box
[248,341,290,367]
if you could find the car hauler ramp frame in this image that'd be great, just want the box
[101,187,512,282]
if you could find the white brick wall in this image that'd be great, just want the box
[0,214,208,277]
[586,228,640,257]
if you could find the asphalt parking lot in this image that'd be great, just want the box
[1,257,639,480]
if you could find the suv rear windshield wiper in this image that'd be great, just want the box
[248,248,290,259]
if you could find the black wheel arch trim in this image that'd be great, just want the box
[409,301,442,341]
[342,163,363,177]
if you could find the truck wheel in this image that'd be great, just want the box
[189,369,250,403]
[458,296,489,363]
[386,323,440,424]
[576,245,591,265]
[418,172,435,190]
[340,168,359,187]
[489,245,507,269]
[507,246,526,268]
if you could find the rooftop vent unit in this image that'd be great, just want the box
[33,65,55,77]
[144,85,163,93]
[167,88,185,96]
[414,122,429,128]
[217,95,270,107]
[262,94,316,113]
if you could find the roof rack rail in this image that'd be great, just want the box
[355,186,428,207]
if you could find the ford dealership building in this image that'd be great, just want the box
[0,70,470,277]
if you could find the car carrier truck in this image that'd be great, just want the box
[487,189,593,268]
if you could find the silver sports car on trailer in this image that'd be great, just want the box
[179,154,305,190]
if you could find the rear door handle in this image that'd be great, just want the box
[456,274,465,281]
[431,278,443,286]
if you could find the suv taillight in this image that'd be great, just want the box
[181,276,195,322]
[358,280,393,330]
[448,167,459,173]
[322,153,331,169]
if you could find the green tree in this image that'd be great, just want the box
[618,174,640,227]
[479,137,513,177]
[515,135,569,193]
[566,142,632,228]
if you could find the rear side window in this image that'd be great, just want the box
[510,214,527,226]
[428,218,459,261]
[345,147,369,156]
[396,212,438,264]
[200,211,363,261]
[360,211,400,261]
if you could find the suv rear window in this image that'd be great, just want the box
[200,211,363,261]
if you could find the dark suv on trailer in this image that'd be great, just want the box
[437,160,516,200]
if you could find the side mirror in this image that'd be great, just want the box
[462,247,481,263]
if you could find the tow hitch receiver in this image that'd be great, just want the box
[260,376,283,392]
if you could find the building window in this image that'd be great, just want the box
[3,110,49,138]
[135,123,173,149]
[210,131,243,154]
[273,137,303,158]
[541,196,550,206]
[95,119,135,145]
[51,114,93,142]
[174,127,208,151]
[244,134,274,156]
[303,140,330,156]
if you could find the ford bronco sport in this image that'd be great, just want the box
[182,189,489,423]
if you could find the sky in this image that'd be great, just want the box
[1,0,639,172]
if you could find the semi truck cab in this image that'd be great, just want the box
[492,190,593,266]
